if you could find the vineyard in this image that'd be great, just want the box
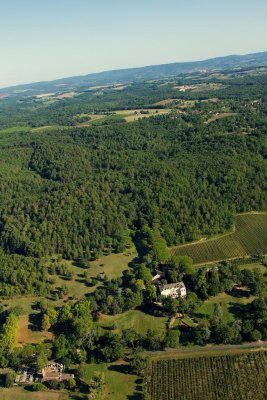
[170,213,267,264]
[147,352,267,400]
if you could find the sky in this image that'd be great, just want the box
[0,0,267,88]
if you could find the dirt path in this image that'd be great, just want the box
[146,341,267,359]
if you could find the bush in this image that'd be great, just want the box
[32,382,46,391]
[4,372,16,388]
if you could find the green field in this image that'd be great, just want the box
[79,362,139,400]
[97,310,167,335]
[55,246,137,299]
[195,291,255,324]
[170,213,267,264]
[147,351,267,400]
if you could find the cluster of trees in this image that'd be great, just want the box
[178,293,267,346]
[241,296,267,341]
[188,264,266,300]
[0,313,19,366]
[0,251,51,296]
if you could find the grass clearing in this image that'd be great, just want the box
[205,112,236,123]
[195,290,255,323]
[78,109,172,125]
[119,108,171,122]
[152,99,179,106]
[30,125,65,133]
[97,310,167,335]
[17,315,53,346]
[238,262,267,275]
[55,247,137,298]
[0,126,30,134]
[170,212,267,264]
[80,362,139,400]
[88,247,137,280]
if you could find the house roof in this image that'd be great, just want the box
[161,282,185,290]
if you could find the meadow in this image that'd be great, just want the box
[97,309,167,335]
[79,362,140,400]
[170,213,267,264]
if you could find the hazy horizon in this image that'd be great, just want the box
[1,0,267,88]
[1,48,266,90]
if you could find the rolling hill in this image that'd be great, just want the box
[1,50,266,95]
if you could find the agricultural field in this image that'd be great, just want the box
[114,108,171,122]
[170,213,267,265]
[78,108,172,125]
[147,351,267,400]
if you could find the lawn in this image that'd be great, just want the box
[195,291,255,323]
[170,212,267,265]
[0,296,53,346]
[97,310,168,336]
[239,262,267,276]
[57,246,137,297]
[79,362,140,400]
[16,315,53,346]
[89,247,137,279]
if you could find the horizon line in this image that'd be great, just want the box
[1,48,266,91]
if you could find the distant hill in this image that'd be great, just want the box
[2,50,267,94]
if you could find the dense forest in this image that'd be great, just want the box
[0,71,266,271]
[0,113,265,264]
[0,71,266,293]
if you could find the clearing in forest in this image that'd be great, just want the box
[170,213,267,264]
[147,351,267,400]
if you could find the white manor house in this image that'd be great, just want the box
[160,282,187,298]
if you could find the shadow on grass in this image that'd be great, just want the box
[108,363,130,375]
[69,394,88,400]
[127,378,144,400]
[193,312,208,319]
[107,365,144,399]
[28,312,42,332]
[228,302,248,318]
[227,287,251,299]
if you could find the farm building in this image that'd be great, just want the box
[41,362,74,382]
[160,282,186,298]
[15,370,35,384]
[152,270,165,283]
[15,362,74,385]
